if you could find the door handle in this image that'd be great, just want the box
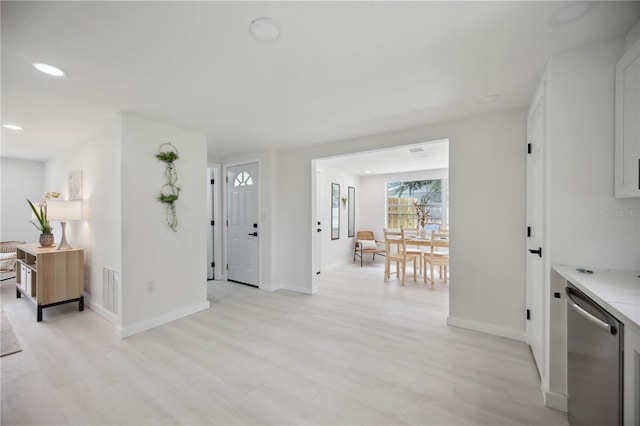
[528,247,542,258]
[317,229,322,232]
[248,232,258,237]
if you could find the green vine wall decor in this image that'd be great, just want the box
[156,142,181,231]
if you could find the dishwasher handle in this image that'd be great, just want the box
[566,287,617,335]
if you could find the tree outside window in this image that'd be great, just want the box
[387,179,447,229]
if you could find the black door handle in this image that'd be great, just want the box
[528,247,542,258]
[248,232,258,237]
[317,229,322,232]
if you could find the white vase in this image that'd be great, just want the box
[419,226,428,239]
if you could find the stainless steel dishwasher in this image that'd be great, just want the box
[566,282,623,426]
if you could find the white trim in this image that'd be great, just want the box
[84,294,117,324]
[544,390,567,412]
[446,315,526,342]
[116,301,210,338]
[207,163,221,281]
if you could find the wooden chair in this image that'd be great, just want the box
[386,228,423,274]
[353,231,386,267]
[384,229,420,286]
[423,230,449,287]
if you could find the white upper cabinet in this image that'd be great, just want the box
[615,39,640,198]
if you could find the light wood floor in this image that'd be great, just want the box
[1,260,567,425]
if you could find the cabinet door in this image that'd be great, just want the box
[615,39,640,198]
[25,268,31,294]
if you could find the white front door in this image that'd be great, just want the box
[526,82,546,377]
[227,163,259,286]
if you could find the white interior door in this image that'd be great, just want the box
[315,169,322,275]
[526,83,546,377]
[227,163,259,286]
[207,167,215,280]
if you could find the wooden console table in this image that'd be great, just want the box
[15,244,84,322]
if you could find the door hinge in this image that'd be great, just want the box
[226,220,228,226]
[211,262,215,267]
[211,220,215,226]
[226,176,229,183]
[527,226,531,237]
[526,309,531,320]
[211,179,214,185]
[527,143,532,154]
[226,264,228,270]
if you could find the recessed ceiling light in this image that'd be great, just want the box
[32,62,66,77]
[478,94,500,104]
[3,124,23,131]
[250,18,282,43]
[550,2,593,25]
[364,170,372,174]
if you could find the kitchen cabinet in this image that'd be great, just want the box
[615,39,640,198]
[624,327,640,426]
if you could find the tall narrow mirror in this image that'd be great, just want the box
[348,186,355,237]
[331,183,340,240]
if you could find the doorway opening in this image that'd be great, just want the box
[311,139,450,294]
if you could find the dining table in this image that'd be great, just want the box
[384,233,449,283]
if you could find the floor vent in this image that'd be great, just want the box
[103,267,119,314]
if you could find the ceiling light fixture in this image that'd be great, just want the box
[364,170,372,174]
[478,94,500,104]
[550,2,593,25]
[3,124,23,131]
[32,62,66,77]
[250,18,282,43]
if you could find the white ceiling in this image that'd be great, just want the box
[318,139,449,176]
[1,1,638,162]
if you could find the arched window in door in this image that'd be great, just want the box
[233,171,253,187]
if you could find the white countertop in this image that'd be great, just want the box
[553,265,640,335]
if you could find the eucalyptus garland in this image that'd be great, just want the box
[156,142,181,231]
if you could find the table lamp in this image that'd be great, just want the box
[47,200,82,250]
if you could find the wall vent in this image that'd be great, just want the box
[103,267,119,314]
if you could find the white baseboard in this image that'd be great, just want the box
[276,282,315,295]
[446,315,526,341]
[544,391,567,412]
[84,294,117,324]
[116,301,210,338]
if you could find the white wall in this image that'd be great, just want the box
[359,168,448,237]
[44,125,122,323]
[548,39,640,271]
[316,164,360,269]
[272,109,527,341]
[119,113,209,337]
[625,20,639,51]
[0,158,45,242]
[543,38,640,408]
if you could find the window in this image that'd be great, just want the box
[233,171,253,187]
[387,179,448,229]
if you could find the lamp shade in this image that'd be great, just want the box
[47,200,82,221]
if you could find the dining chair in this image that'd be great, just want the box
[353,231,386,266]
[384,229,420,286]
[423,230,449,287]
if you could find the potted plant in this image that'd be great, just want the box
[27,199,54,247]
